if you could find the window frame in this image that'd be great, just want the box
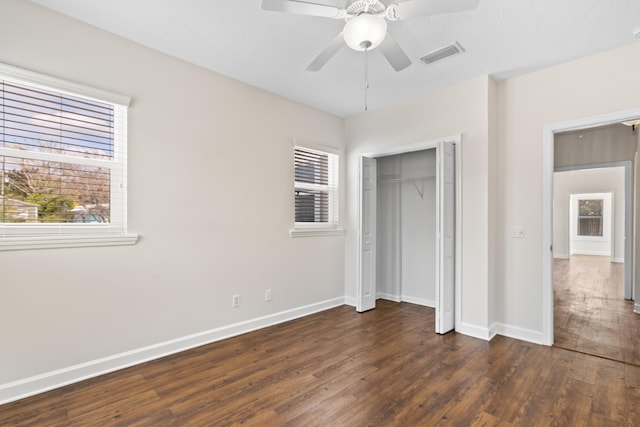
[0,63,137,250]
[291,143,343,237]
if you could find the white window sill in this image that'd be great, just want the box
[0,233,139,251]
[289,228,345,238]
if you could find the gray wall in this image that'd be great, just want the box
[555,124,637,168]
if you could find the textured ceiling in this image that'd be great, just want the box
[30,0,640,118]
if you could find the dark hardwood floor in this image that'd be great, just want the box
[554,255,640,365]
[2,300,640,425]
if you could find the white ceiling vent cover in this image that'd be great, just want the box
[420,42,465,65]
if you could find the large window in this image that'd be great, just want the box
[0,63,135,249]
[294,146,339,229]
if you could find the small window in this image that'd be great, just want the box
[577,199,603,237]
[294,146,338,228]
[0,63,135,249]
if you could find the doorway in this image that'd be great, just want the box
[543,113,640,358]
[552,163,639,362]
[356,136,460,334]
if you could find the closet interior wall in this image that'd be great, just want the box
[376,149,437,307]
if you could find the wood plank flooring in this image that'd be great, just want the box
[554,255,640,365]
[2,300,640,425]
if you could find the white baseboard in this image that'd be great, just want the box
[377,293,400,302]
[455,322,494,341]
[376,293,435,308]
[0,297,346,405]
[553,253,569,259]
[491,323,545,345]
[344,296,356,307]
[611,257,624,263]
[570,250,610,257]
[401,296,435,308]
[635,303,640,314]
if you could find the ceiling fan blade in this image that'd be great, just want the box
[306,32,344,71]
[390,0,479,20]
[261,0,344,18]
[378,33,411,71]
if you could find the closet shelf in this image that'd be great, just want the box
[379,175,436,184]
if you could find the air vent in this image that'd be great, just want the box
[420,42,465,65]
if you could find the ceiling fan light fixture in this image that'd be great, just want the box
[343,14,387,51]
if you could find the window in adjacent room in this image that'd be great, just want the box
[577,199,604,237]
[0,63,136,249]
[293,146,339,232]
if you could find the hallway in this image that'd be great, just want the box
[554,255,640,365]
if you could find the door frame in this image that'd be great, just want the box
[356,134,462,330]
[542,108,640,345]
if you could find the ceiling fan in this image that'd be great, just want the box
[261,0,480,72]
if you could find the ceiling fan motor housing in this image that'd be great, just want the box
[345,0,386,15]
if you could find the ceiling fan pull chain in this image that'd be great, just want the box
[364,45,369,111]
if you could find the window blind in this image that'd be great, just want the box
[294,146,338,226]
[2,81,115,159]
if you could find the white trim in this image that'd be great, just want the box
[344,296,356,307]
[491,323,545,345]
[612,257,624,263]
[376,293,435,307]
[543,107,640,346]
[0,296,345,405]
[553,253,569,259]
[377,293,401,302]
[454,138,463,336]
[361,135,455,158]
[570,250,611,256]
[292,139,341,156]
[0,233,138,251]
[289,228,345,237]
[401,296,436,308]
[455,322,494,341]
[635,303,640,314]
[0,62,130,106]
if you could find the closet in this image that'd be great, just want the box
[376,149,437,307]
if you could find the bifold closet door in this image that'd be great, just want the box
[358,156,377,312]
[435,141,455,334]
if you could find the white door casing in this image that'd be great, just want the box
[543,109,640,345]
[436,140,455,334]
[357,156,377,312]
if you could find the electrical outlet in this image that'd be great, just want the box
[265,289,272,301]
[232,294,240,308]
